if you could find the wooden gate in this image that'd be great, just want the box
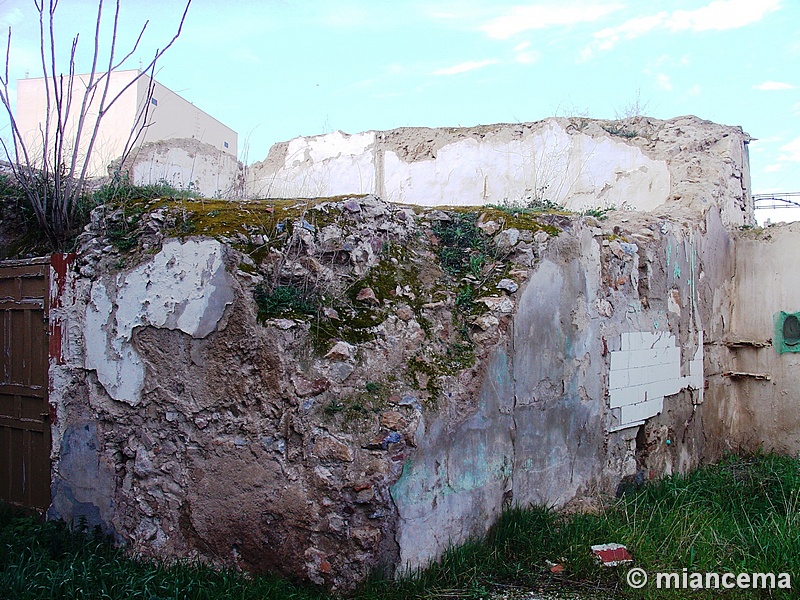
[0,258,50,511]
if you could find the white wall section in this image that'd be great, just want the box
[83,239,234,405]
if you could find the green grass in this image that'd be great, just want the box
[0,509,323,600]
[2,454,798,599]
[430,212,489,275]
[254,283,318,321]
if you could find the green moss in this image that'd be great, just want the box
[475,207,561,236]
[237,262,258,275]
[404,332,475,407]
[405,353,443,401]
[153,195,367,251]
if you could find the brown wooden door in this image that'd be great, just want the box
[0,259,50,511]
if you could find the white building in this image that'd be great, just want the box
[16,70,239,193]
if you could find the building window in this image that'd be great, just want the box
[224,141,229,149]
[151,98,158,106]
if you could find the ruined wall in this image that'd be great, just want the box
[117,138,244,198]
[47,194,734,587]
[247,116,752,227]
[718,222,800,454]
[41,115,758,588]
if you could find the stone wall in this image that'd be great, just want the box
[47,198,738,588]
[247,116,752,227]
[41,115,764,589]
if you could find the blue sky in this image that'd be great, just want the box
[1,0,798,209]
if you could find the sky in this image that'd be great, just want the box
[0,0,798,222]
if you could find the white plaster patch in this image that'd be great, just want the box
[258,120,670,211]
[83,239,234,406]
[271,131,377,197]
[608,331,704,431]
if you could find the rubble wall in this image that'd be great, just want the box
[41,115,756,589]
[45,192,740,587]
[247,116,752,227]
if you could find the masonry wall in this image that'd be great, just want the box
[44,116,758,589]
[47,208,730,587]
[391,216,709,572]
[247,116,753,228]
[719,222,800,453]
[122,138,244,198]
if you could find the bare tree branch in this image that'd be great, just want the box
[0,0,192,250]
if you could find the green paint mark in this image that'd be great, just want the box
[673,264,681,279]
[774,311,800,354]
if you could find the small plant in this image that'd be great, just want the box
[455,286,476,307]
[602,124,638,138]
[324,401,344,415]
[254,284,317,321]
[431,213,489,275]
[365,382,380,394]
[468,254,485,278]
[491,193,564,216]
[581,206,615,220]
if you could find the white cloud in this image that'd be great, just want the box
[586,0,782,55]
[764,164,783,173]
[793,102,800,116]
[432,59,499,76]
[778,136,800,163]
[655,73,673,91]
[511,41,539,64]
[594,12,668,49]
[686,84,702,96]
[515,50,540,64]
[666,0,781,32]
[480,3,624,39]
[753,81,796,91]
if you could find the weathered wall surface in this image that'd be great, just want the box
[391,213,709,572]
[48,193,722,586]
[719,222,800,454]
[247,116,752,227]
[41,114,761,588]
[117,138,244,198]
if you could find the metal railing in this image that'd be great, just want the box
[753,192,800,210]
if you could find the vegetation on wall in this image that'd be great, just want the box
[0,0,190,251]
[2,453,796,599]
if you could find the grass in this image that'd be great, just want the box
[350,453,799,600]
[254,283,318,320]
[0,509,323,600]
[2,457,798,599]
[430,212,489,275]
